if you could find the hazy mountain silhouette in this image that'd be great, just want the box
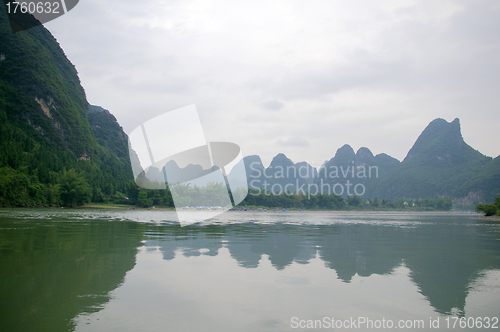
[236,118,499,202]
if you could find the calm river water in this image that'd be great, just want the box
[0,209,499,331]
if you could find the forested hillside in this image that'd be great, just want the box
[0,3,133,207]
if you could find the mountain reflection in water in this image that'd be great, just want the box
[146,215,500,315]
[0,210,499,332]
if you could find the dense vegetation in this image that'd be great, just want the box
[121,182,452,211]
[0,5,133,207]
[240,190,452,211]
[476,193,500,216]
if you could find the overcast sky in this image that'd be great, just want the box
[45,0,500,167]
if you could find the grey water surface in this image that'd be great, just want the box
[0,209,499,331]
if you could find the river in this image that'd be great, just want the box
[0,209,499,331]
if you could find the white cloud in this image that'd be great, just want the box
[45,0,500,165]
[277,136,310,148]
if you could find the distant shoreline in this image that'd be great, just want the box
[82,204,472,214]
[1,204,476,215]
[228,209,477,215]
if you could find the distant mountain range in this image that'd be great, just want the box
[142,117,499,204]
[239,118,499,203]
[1,4,498,206]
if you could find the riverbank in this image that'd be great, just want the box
[9,202,469,214]
[81,203,177,211]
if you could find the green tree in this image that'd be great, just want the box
[58,169,91,207]
[475,192,500,216]
[347,195,362,207]
[47,183,60,206]
[137,190,153,208]
[0,166,46,206]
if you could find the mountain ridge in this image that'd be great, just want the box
[241,118,499,203]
